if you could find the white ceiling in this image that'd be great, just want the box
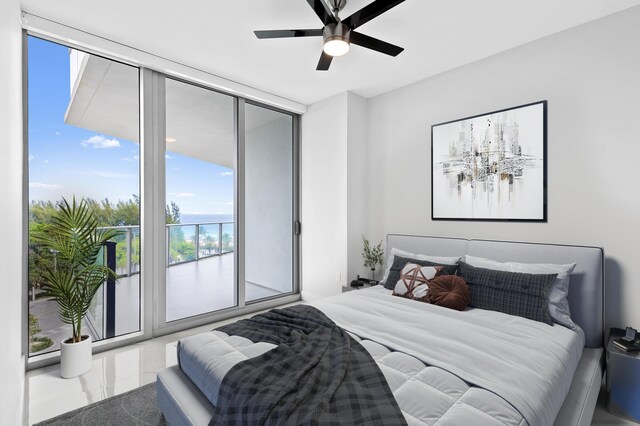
[22,0,640,106]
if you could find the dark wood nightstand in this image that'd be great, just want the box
[606,328,640,422]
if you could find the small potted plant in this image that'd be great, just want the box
[362,236,384,282]
[34,197,122,378]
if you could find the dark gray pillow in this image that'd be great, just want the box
[384,256,459,290]
[457,261,556,324]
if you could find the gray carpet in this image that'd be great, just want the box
[35,382,166,425]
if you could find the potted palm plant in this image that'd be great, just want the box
[33,197,122,378]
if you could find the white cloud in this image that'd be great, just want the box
[81,135,121,149]
[165,154,173,160]
[28,155,34,161]
[176,192,195,198]
[122,155,139,162]
[29,182,62,190]
[43,160,49,164]
[122,158,133,162]
[219,171,233,176]
[55,131,62,136]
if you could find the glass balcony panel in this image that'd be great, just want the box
[198,224,220,258]
[130,227,141,274]
[221,223,235,254]
[168,225,197,265]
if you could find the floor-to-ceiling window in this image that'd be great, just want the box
[164,78,236,321]
[25,33,299,365]
[27,36,141,356]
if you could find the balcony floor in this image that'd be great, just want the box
[29,253,285,356]
[118,252,285,325]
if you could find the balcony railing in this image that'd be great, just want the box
[167,222,235,267]
[86,221,235,341]
[97,221,235,277]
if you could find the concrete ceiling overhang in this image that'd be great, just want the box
[65,53,286,168]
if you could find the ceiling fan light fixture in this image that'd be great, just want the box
[323,37,350,57]
[322,22,351,57]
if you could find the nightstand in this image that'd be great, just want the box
[342,284,373,292]
[606,328,640,422]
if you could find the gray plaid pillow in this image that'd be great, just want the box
[458,261,556,324]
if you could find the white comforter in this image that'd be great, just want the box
[310,287,585,426]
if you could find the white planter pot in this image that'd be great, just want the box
[60,335,92,378]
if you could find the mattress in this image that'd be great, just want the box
[178,328,524,426]
[315,286,584,425]
[177,286,585,425]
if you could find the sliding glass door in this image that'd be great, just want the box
[244,104,295,302]
[164,78,236,321]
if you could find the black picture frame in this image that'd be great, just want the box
[431,100,548,222]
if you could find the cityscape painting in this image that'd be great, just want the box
[431,101,547,221]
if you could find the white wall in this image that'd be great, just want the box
[301,91,372,299]
[301,92,349,300]
[0,0,25,423]
[346,92,371,281]
[364,7,640,329]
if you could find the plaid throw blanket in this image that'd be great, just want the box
[210,305,407,426]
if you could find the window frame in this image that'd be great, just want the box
[23,28,301,370]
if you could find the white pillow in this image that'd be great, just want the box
[393,264,438,299]
[464,255,578,329]
[380,248,459,284]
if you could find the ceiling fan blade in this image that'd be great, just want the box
[342,0,406,30]
[350,31,404,56]
[316,51,333,71]
[254,29,324,39]
[307,0,337,26]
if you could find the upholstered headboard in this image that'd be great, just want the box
[385,234,605,348]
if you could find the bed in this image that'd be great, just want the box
[156,235,605,425]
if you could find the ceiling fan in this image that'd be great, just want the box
[254,0,406,70]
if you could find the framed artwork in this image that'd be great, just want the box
[431,101,547,222]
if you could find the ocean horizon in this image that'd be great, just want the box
[180,213,234,225]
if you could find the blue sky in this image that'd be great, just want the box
[28,36,234,216]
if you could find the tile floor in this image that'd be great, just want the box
[26,306,284,425]
[26,316,637,425]
[28,253,286,358]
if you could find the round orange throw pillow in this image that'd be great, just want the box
[427,275,470,311]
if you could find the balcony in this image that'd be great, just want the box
[29,221,287,356]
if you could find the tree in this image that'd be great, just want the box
[203,233,216,255]
[28,313,53,353]
[30,195,181,227]
[222,232,233,252]
[29,314,41,345]
[29,196,181,282]
[166,201,181,224]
